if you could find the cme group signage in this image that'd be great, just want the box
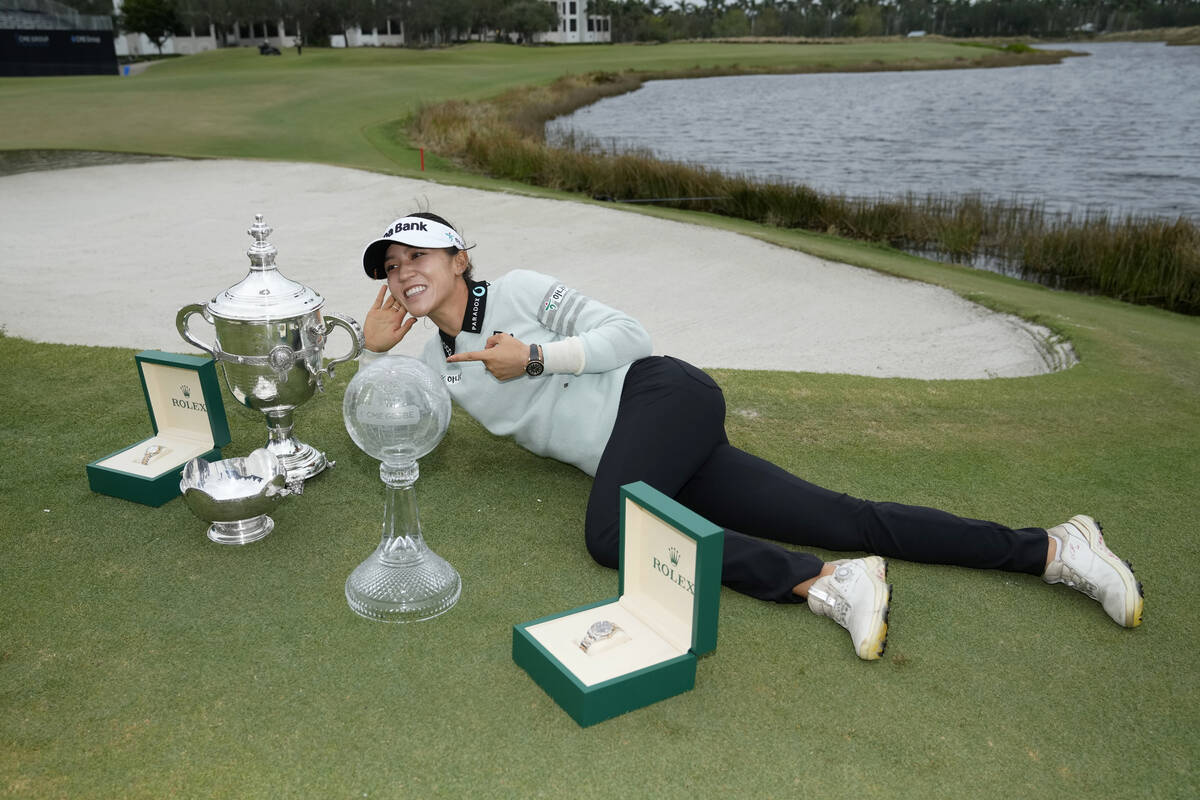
[1,28,118,76]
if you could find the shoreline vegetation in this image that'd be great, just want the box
[411,43,1199,315]
[674,26,1200,47]
[1095,25,1200,45]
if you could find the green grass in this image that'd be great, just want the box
[2,42,1199,799]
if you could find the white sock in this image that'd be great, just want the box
[1048,531,1064,559]
[1044,530,1064,577]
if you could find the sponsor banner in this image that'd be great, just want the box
[1,29,118,76]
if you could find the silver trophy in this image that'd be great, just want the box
[176,214,364,488]
[180,448,291,545]
[342,355,461,623]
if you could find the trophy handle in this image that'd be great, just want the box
[176,303,216,356]
[319,312,365,380]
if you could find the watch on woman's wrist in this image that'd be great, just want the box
[525,343,545,377]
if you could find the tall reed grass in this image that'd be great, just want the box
[411,70,1200,315]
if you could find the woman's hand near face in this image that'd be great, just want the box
[446,333,529,381]
[363,284,417,353]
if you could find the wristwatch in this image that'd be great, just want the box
[525,343,545,377]
[579,620,620,653]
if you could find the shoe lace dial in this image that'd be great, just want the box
[1051,564,1100,601]
[809,585,851,627]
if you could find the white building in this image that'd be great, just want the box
[111,0,220,56]
[536,0,612,44]
[110,0,609,58]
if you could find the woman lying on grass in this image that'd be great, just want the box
[356,211,1144,660]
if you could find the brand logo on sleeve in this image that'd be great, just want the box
[543,284,568,312]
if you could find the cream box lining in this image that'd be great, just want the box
[524,498,703,687]
[94,361,218,476]
[95,433,214,477]
[524,599,689,687]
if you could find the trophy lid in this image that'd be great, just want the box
[205,214,324,321]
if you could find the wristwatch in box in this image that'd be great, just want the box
[512,481,725,727]
[579,620,620,653]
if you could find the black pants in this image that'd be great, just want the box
[585,357,1050,603]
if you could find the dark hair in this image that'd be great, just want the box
[409,211,474,282]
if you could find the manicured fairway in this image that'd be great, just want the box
[0,41,1055,174]
[1,42,1197,799]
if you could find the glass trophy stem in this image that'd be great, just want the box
[379,482,426,563]
[344,459,461,623]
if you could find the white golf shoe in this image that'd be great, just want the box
[1044,515,1144,627]
[807,556,891,660]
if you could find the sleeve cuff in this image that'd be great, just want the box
[360,348,386,365]
[541,337,585,375]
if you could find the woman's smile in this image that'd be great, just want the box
[382,242,469,333]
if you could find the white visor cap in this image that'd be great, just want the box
[362,216,470,279]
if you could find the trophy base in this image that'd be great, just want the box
[345,549,462,623]
[208,515,274,545]
[266,438,328,486]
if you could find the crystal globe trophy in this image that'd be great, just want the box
[342,355,461,622]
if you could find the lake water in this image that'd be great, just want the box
[548,42,1200,221]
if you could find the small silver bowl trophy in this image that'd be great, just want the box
[342,355,461,623]
[177,214,364,489]
[180,448,290,545]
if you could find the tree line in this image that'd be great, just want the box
[597,1,1200,41]
[88,0,559,49]
[79,0,1200,50]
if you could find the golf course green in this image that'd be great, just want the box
[1,41,1196,799]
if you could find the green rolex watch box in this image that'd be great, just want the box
[86,351,231,507]
[513,481,724,727]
